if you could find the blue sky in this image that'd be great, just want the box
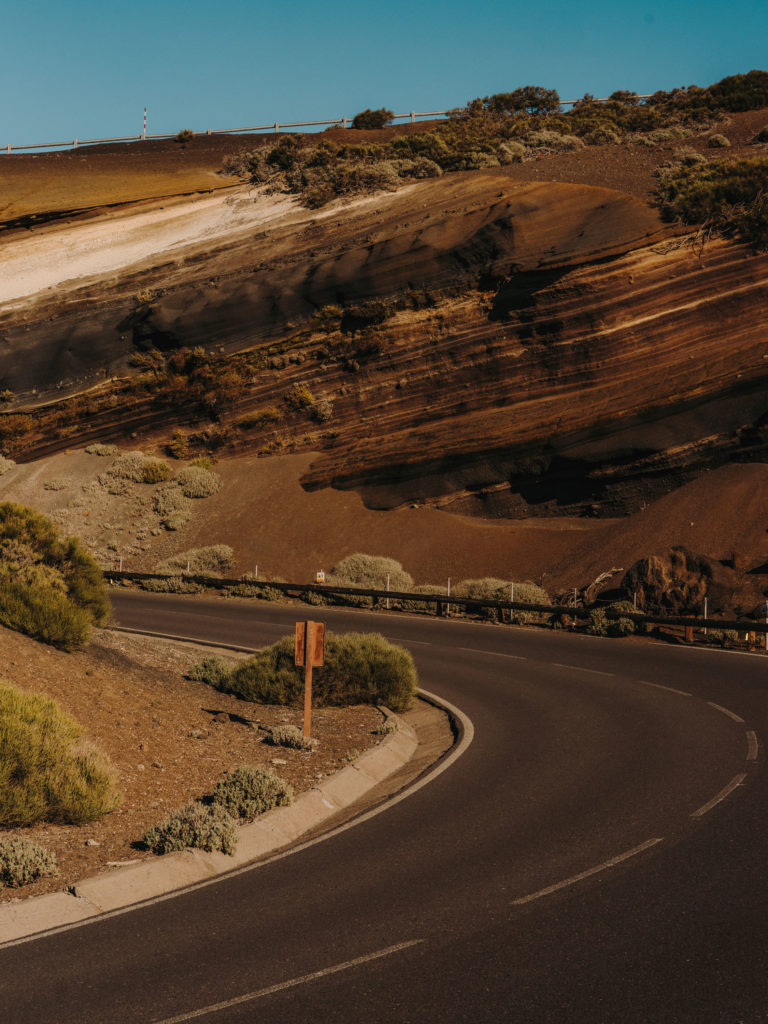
[3,0,767,146]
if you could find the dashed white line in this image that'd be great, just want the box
[511,838,663,906]
[707,701,745,723]
[150,939,422,1023]
[550,663,615,677]
[637,680,692,697]
[691,773,747,818]
[457,647,526,660]
[746,730,759,762]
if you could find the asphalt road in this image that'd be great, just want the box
[1,591,765,1023]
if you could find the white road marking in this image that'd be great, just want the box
[150,940,422,1023]
[637,680,692,697]
[746,730,759,762]
[550,663,615,677]
[511,838,663,906]
[388,637,432,646]
[457,647,526,660]
[691,773,747,818]
[707,701,745,723]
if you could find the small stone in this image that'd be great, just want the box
[84,839,100,847]
[271,758,287,766]
[137,763,145,771]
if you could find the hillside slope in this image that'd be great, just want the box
[1,107,768,597]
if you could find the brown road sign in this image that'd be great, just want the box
[295,621,325,739]
[295,620,325,667]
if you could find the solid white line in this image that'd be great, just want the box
[637,680,692,698]
[746,730,759,762]
[707,701,745,723]
[150,940,422,1023]
[457,647,526,660]
[550,663,615,677]
[691,773,747,818]
[511,838,663,906]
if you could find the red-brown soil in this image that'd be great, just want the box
[2,108,768,605]
[0,624,382,904]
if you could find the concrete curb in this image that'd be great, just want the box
[0,711,420,945]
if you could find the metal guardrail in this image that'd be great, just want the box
[105,570,768,635]
[4,96,653,154]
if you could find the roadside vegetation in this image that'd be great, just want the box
[0,503,109,650]
[0,836,58,888]
[0,680,120,827]
[143,764,293,856]
[223,71,768,208]
[656,154,768,249]
[189,631,417,713]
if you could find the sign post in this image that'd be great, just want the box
[295,620,325,739]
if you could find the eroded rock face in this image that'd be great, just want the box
[621,547,737,615]
[2,171,768,518]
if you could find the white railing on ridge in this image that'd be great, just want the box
[3,96,652,154]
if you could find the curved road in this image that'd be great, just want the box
[1,591,766,1023]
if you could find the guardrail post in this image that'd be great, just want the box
[274,121,279,133]
[73,138,78,148]
[6,144,10,154]
[411,111,416,123]
[342,116,348,129]
[685,625,694,643]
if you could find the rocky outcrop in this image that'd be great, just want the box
[2,170,768,519]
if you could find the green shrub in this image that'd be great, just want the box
[587,600,637,637]
[186,656,235,688]
[153,485,193,529]
[656,155,768,248]
[190,456,212,470]
[43,477,71,491]
[351,108,394,130]
[210,765,293,818]
[0,836,57,887]
[453,578,551,622]
[214,632,417,712]
[327,553,413,592]
[375,718,398,735]
[0,456,16,475]
[497,141,525,164]
[237,407,284,430]
[139,576,204,595]
[399,583,448,613]
[176,466,222,498]
[174,129,194,144]
[0,581,92,649]
[265,724,314,750]
[84,443,118,456]
[156,544,234,577]
[708,133,731,148]
[102,451,153,483]
[141,459,171,484]
[582,125,620,145]
[285,382,315,411]
[0,504,109,648]
[144,801,237,855]
[0,681,120,826]
[707,628,740,647]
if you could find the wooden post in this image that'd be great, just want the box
[685,625,694,643]
[295,621,324,739]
